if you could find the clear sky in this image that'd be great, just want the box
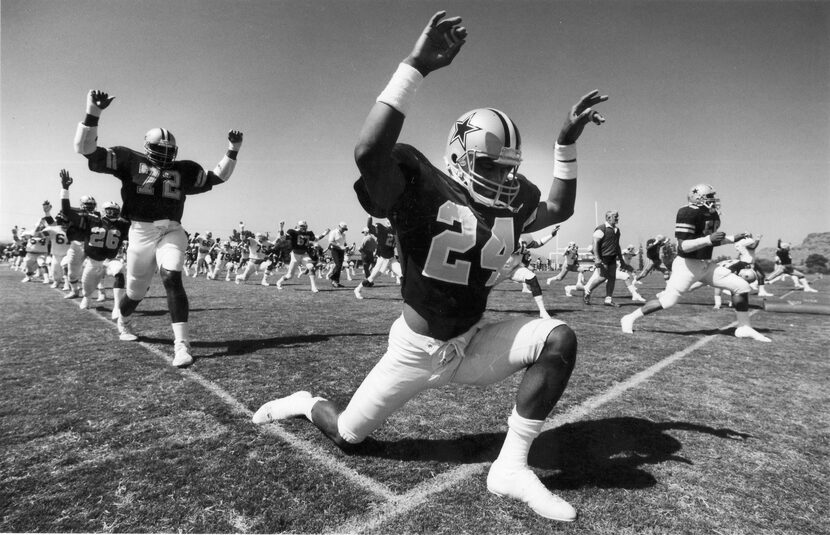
[2,0,828,259]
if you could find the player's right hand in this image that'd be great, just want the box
[709,231,726,244]
[86,90,115,114]
[405,11,466,76]
[59,169,73,189]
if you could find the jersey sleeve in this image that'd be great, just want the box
[85,146,135,178]
[176,160,216,195]
[353,143,428,218]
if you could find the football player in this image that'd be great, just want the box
[633,234,671,284]
[357,222,378,278]
[546,241,580,285]
[353,217,402,299]
[253,11,608,522]
[41,212,71,288]
[235,232,272,285]
[60,173,130,309]
[55,174,97,298]
[74,89,243,367]
[766,239,817,292]
[325,222,349,287]
[498,227,560,319]
[192,231,215,278]
[621,184,770,341]
[275,220,325,293]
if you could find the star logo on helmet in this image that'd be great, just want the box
[449,116,482,150]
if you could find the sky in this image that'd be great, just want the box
[2,0,829,260]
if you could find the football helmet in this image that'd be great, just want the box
[445,108,522,210]
[80,195,97,212]
[55,212,69,226]
[144,128,178,169]
[688,184,720,212]
[297,220,308,231]
[738,268,757,283]
[255,232,265,241]
[655,234,666,242]
[102,201,121,219]
[338,222,348,231]
[780,242,791,250]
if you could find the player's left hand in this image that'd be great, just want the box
[228,130,243,144]
[558,89,609,145]
[405,11,467,76]
[86,90,115,115]
[59,169,73,189]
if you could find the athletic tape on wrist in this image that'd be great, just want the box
[376,63,424,116]
[553,143,577,180]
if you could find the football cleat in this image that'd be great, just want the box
[172,341,194,367]
[604,297,620,308]
[117,316,138,342]
[79,297,89,310]
[564,285,575,297]
[63,289,78,299]
[734,326,771,342]
[354,285,364,299]
[487,461,576,522]
[96,292,106,302]
[252,391,313,424]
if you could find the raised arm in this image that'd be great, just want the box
[525,91,608,232]
[354,11,466,210]
[211,130,243,182]
[74,90,115,157]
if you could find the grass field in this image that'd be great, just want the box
[1,265,828,534]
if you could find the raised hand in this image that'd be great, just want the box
[558,89,609,145]
[59,169,73,189]
[405,11,467,76]
[228,130,243,144]
[86,90,115,115]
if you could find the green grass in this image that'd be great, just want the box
[1,266,828,534]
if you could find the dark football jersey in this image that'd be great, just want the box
[78,215,130,261]
[354,143,541,325]
[85,146,218,223]
[674,205,720,260]
[645,239,662,261]
[286,228,318,254]
[776,248,792,265]
[373,223,397,259]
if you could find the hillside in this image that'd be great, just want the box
[755,231,830,265]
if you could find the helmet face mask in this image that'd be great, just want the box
[144,128,178,169]
[445,108,522,210]
[102,201,120,219]
[688,184,720,213]
[80,195,97,212]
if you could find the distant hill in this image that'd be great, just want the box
[756,231,830,266]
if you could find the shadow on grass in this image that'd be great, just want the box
[136,332,388,357]
[353,417,751,490]
[648,326,774,337]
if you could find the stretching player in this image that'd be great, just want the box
[621,184,770,342]
[253,11,608,522]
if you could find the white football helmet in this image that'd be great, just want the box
[655,234,666,242]
[738,268,757,283]
[80,195,97,212]
[445,108,522,210]
[780,242,791,250]
[144,128,178,168]
[688,184,720,213]
[297,220,308,231]
[102,201,120,219]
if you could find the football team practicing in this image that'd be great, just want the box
[3,8,821,525]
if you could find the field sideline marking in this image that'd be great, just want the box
[78,301,398,502]
[335,311,766,534]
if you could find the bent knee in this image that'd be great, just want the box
[542,323,578,369]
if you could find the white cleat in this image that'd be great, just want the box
[261,280,270,286]
[50,281,59,288]
[276,282,283,290]
[21,276,31,283]
[79,297,90,310]
[63,290,79,299]
[111,307,120,321]
[546,278,555,286]
[631,294,646,303]
[734,325,771,342]
[487,461,576,522]
[172,341,194,367]
[564,286,575,297]
[620,314,635,334]
[803,287,818,293]
[117,316,138,342]
[354,286,364,299]
[97,293,106,302]
[757,290,774,297]
[252,391,313,424]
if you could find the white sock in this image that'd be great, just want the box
[495,407,544,470]
[172,322,190,343]
[628,308,644,320]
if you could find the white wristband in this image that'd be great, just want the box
[376,63,424,116]
[553,143,577,180]
[61,189,70,200]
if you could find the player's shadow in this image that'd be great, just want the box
[355,417,751,490]
[133,332,386,357]
[649,326,773,337]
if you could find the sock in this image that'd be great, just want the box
[172,322,190,343]
[628,308,645,320]
[495,407,544,470]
